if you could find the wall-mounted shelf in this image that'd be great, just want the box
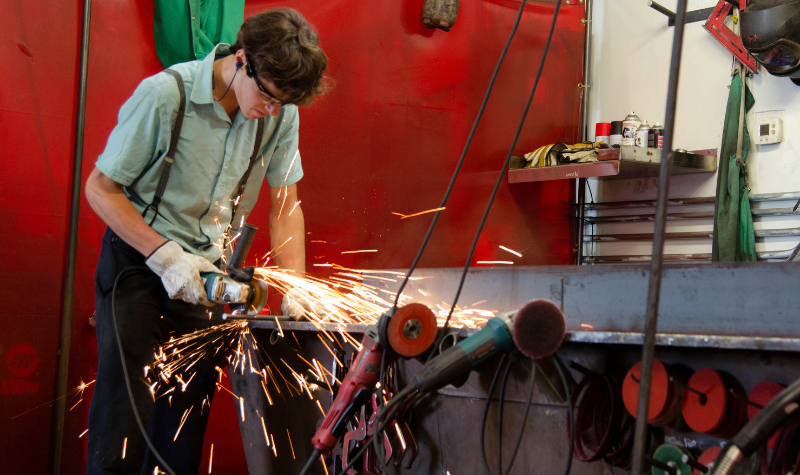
[507,147,717,183]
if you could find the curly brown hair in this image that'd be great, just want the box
[231,8,329,106]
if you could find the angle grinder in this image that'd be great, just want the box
[202,224,269,315]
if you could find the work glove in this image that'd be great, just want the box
[281,287,315,321]
[145,240,220,307]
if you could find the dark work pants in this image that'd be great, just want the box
[87,228,227,475]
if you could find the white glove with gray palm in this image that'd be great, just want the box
[281,287,338,321]
[145,240,220,306]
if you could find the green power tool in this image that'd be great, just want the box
[201,223,268,315]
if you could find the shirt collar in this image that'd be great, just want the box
[192,43,232,105]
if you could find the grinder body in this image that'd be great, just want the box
[312,325,394,453]
[413,313,516,393]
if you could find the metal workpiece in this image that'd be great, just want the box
[584,247,800,262]
[582,191,800,211]
[584,207,799,224]
[585,227,800,241]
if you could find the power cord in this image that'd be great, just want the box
[112,267,178,475]
[392,0,531,310]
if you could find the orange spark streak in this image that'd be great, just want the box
[391,206,446,219]
[289,200,301,216]
[208,444,213,473]
[287,429,296,459]
[581,323,594,328]
[476,261,514,265]
[69,398,83,411]
[79,429,88,438]
[261,417,270,446]
[321,455,330,475]
[418,289,428,296]
[260,379,274,405]
[316,400,326,418]
[275,316,284,337]
[174,406,193,441]
[278,187,288,219]
[499,245,523,258]
[271,434,277,457]
[341,249,378,254]
[284,149,299,182]
[310,240,327,243]
[239,396,245,422]
[316,334,343,367]
[122,437,127,459]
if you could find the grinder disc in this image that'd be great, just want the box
[387,303,438,358]
[622,360,670,422]
[681,368,727,434]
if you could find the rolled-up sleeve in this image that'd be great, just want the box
[265,107,303,188]
[96,77,175,186]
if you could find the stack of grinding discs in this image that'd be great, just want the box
[570,372,634,468]
[651,444,694,475]
[681,368,745,438]
[622,360,682,427]
[748,381,786,449]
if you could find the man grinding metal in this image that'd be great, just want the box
[84,8,326,474]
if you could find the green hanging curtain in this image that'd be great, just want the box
[712,70,756,262]
[154,0,245,68]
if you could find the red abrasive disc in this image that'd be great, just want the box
[682,368,728,434]
[386,303,438,358]
[651,365,682,428]
[696,447,721,475]
[748,381,786,449]
[622,360,670,422]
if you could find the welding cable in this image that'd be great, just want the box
[112,267,178,475]
[429,0,563,363]
[391,0,531,310]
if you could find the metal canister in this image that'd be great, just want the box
[635,121,650,147]
[621,112,641,147]
[609,121,623,147]
[649,122,665,149]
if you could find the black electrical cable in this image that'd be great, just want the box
[555,359,575,475]
[502,359,537,475]
[481,354,509,475]
[434,0,563,359]
[392,0,530,310]
[497,358,514,475]
[112,267,177,475]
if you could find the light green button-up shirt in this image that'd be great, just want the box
[96,44,303,262]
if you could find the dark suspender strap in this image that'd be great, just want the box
[229,117,266,229]
[141,69,186,226]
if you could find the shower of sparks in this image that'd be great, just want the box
[287,429,296,459]
[122,437,127,459]
[208,444,214,474]
[341,249,377,254]
[79,429,89,438]
[391,206,446,219]
[12,378,95,419]
[499,245,522,258]
[476,261,514,265]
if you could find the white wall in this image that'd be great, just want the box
[584,0,800,261]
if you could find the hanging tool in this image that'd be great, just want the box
[299,303,438,475]
[203,224,269,315]
[413,299,565,393]
[704,0,759,73]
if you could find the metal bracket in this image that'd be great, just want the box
[648,0,715,27]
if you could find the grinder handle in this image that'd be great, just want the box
[229,224,257,271]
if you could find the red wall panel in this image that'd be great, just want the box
[1,0,583,473]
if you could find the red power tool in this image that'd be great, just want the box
[299,303,438,475]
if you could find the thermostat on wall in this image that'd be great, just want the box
[757,117,783,145]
